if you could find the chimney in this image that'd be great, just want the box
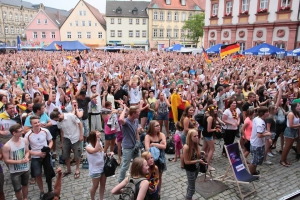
[57,11,60,20]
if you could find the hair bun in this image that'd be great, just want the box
[53,108,59,112]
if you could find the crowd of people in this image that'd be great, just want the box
[0,49,299,200]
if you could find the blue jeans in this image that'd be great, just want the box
[118,147,140,183]
[81,119,90,137]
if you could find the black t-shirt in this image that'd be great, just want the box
[265,117,276,133]
[202,116,214,138]
[77,97,91,120]
[114,89,128,109]
[242,102,254,112]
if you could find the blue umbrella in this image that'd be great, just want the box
[286,48,300,56]
[206,44,223,54]
[243,43,286,55]
[165,44,183,52]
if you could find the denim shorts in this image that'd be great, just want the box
[90,172,104,179]
[31,158,43,177]
[180,133,187,145]
[204,136,213,141]
[10,170,30,192]
[250,145,265,166]
[284,127,299,139]
[156,112,169,121]
[105,133,116,140]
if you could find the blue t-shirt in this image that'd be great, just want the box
[24,112,50,127]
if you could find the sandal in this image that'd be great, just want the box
[168,158,174,162]
[62,171,72,177]
[29,178,36,185]
[222,153,227,158]
[285,160,292,166]
[74,172,80,179]
[280,161,289,167]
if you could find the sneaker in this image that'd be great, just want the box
[264,160,272,165]
[40,192,44,200]
[271,151,277,155]
[267,152,274,157]
[208,166,215,171]
[252,170,260,175]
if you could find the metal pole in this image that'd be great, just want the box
[169,38,170,47]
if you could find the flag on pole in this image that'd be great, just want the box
[220,43,240,58]
[202,48,212,64]
[54,43,63,51]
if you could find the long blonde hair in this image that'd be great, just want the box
[186,129,200,161]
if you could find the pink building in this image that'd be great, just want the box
[25,5,69,48]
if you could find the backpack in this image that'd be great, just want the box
[165,138,175,154]
[119,177,146,200]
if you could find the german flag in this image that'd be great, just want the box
[232,54,245,61]
[220,43,240,58]
[54,43,63,51]
[202,48,212,64]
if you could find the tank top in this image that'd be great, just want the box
[141,102,149,113]
[202,116,213,138]
[184,150,197,172]
[8,138,30,174]
[287,113,300,128]
[157,100,168,114]
[86,142,105,176]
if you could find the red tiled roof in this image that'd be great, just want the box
[84,1,106,29]
[148,0,204,11]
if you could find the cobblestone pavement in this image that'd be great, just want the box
[3,136,300,200]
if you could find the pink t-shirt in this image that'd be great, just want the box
[243,117,252,141]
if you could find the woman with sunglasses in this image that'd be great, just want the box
[222,99,241,157]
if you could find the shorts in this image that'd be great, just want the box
[49,125,59,140]
[105,133,116,140]
[0,172,3,193]
[116,131,123,143]
[62,138,82,160]
[139,111,148,118]
[244,140,250,152]
[10,170,30,192]
[90,172,104,179]
[31,158,43,177]
[156,112,169,121]
[283,127,298,139]
[180,133,187,145]
[204,136,213,141]
[250,145,265,166]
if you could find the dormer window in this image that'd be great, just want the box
[166,0,171,5]
[132,7,138,15]
[116,7,122,14]
[181,0,186,6]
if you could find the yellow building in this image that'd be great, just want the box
[147,0,205,49]
[60,0,106,48]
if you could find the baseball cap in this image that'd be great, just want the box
[292,79,298,84]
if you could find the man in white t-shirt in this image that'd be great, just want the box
[249,106,271,175]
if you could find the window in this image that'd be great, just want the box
[21,28,24,34]
[15,14,18,21]
[212,4,218,16]
[181,29,185,37]
[30,15,32,22]
[281,0,290,7]
[88,21,91,26]
[210,41,216,47]
[3,12,6,19]
[142,30,146,37]
[167,29,171,38]
[75,21,78,26]
[5,26,8,34]
[41,32,46,38]
[78,32,82,38]
[51,32,55,38]
[167,12,172,21]
[188,13,192,19]
[260,0,268,9]
[20,15,23,21]
[242,0,249,12]
[159,29,164,37]
[181,0,186,6]
[11,26,14,34]
[0,26,2,34]
[182,12,186,21]
[174,12,178,21]
[118,18,121,24]
[37,19,41,24]
[67,32,71,39]
[153,29,158,37]
[33,32,37,38]
[129,18,133,24]
[111,18,114,24]
[87,32,91,38]
[160,12,164,20]
[275,42,285,49]
[136,30,140,37]
[70,22,72,26]
[44,19,48,24]
[154,11,158,20]
[16,28,19,34]
[166,0,171,5]
[9,12,12,20]
[174,29,178,38]
[95,23,97,26]
[226,2,232,14]
[239,42,245,52]
[143,19,146,24]
[83,11,86,16]
[98,32,102,38]
[110,30,115,37]
[118,30,122,37]
[136,19,139,24]
[79,11,82,16]
[129,30,133,37]
[82,21,85,26]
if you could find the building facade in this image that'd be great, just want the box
[203,0,300,51]
[147,0,205,49]
[106,1,149,50]
[0,0,38,46]
[60,0,106,48]
[25,5,69,47]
